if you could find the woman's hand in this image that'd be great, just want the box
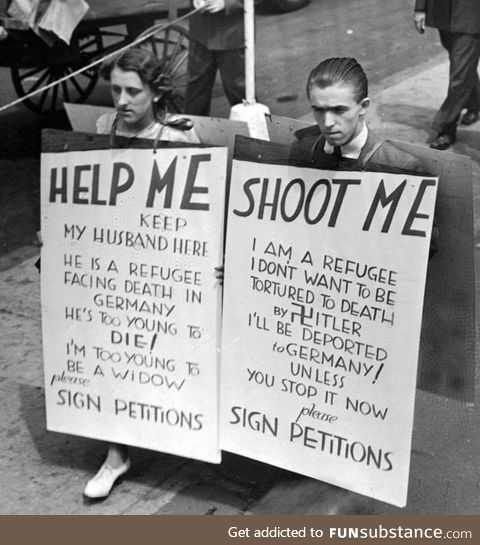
[203,0,226,13]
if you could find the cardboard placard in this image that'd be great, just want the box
[64,103,249,150]
[390,140,476,402]
[41,130,227,463]
[220,136,438,506]
[264,117,476,402]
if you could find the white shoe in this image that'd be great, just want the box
[83,458,131,499]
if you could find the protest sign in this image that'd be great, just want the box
[220,136,438,506]
[41,131,227,463]
[265,117,476,402]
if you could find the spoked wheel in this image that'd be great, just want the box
[137,23,190,113]
[11,28,105,115]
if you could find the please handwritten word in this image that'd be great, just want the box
[295,403,338,424]
[50,371,90,387]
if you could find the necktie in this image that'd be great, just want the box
[333,145,342,157]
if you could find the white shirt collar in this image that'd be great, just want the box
[324,123,369,159]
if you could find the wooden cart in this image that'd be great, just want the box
[0,0,191,114]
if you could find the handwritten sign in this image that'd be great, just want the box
[41,143,227,464]
[220,144,438,506]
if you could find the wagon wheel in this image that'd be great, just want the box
[137,23,190,114]
[11,28,106,115]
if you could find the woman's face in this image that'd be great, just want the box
[110,67,156,128]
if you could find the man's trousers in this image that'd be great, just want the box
[433,30,480,135]
[185,39,245,116]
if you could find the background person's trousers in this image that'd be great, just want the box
[433,30,480,135]
[185,40,245,116]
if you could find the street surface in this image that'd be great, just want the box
[1,0,479,516]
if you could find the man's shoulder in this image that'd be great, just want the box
[373,139,423,173]
[292,124,321,151]
[361,129,421,172]
[290,124,322,162]
[293,123,321,141]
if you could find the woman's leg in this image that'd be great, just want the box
[83,443,131,499]
[105,442,129,468]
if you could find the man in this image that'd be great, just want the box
[185,0,245,116]
[288,58,434,514]
[293,57,438,259]
[292,57,421,172]
[414,0,480,150]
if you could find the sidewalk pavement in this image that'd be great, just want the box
[1,56,479,515]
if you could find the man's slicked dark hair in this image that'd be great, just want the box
[306,57,368,103]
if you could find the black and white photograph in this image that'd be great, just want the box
[0,0,478,530]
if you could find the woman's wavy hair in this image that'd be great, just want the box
[100,47,174,120]
[306,57,368,103]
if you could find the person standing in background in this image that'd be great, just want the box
[185,0,245,116]
[414,0,480,150]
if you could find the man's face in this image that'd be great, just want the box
[309,82,369,146]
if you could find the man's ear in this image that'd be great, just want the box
[359,97,370,115]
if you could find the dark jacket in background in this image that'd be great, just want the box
[415,0,480,134]
[415,0,480,35]
[189,0,244,50]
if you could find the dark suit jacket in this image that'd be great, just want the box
[189,0,244,50]
[415,0,480,35]
[291,124,423,173]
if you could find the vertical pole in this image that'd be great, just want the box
[244,0,255,104]
[229,0,270,139]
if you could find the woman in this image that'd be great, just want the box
[84,47,200,500]
[96,46,200,143]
